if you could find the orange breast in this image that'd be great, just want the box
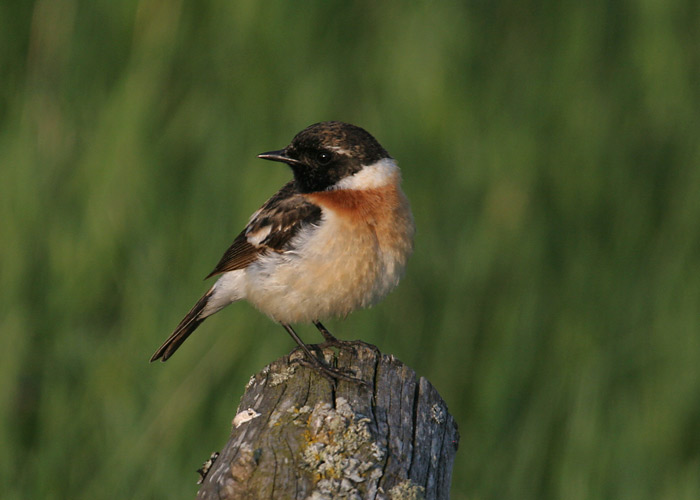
[306,184,401,227]
[305,183,414,264]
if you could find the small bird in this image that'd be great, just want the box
[150,121,415,382]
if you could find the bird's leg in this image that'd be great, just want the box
[313,320,340,343]
[312,320,379,353]
[280,322,365,385]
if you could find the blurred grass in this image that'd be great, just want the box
[1,0,699,498]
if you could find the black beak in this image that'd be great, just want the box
[258,149,303,167]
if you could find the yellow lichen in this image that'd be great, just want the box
[388,480,426,500]
[299,398,387,499]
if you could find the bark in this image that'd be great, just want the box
[196,344,459,500]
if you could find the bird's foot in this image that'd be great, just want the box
[311,321,379,354]
[283,321,369,386]
[289,348,368,387]
[316,338,379,354]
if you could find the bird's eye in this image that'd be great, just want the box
[316,151,332,165]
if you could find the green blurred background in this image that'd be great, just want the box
[2,0,699,498]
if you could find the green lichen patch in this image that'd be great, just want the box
[300,398,386,499]
[387,480,426,500]
[269,364,299,387]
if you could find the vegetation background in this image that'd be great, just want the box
[1,0,699,498]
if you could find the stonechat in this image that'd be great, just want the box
[150,121,415,382]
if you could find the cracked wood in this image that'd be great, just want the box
[196,344,459,500]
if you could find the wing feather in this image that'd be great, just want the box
[205,181,322,279]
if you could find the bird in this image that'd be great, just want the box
[150,121,415,382]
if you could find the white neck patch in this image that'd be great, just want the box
[332,158,399,191]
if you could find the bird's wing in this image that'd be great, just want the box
[205,181,322,279]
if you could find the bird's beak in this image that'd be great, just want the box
[258,149,303,167]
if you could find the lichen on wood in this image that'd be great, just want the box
[196,344,459,500]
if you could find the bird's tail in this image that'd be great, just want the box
[150,289,215,362]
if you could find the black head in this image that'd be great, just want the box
[258,121,390,193]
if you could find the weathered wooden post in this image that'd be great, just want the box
[196,344,459,499]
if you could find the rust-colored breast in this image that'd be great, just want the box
[305,184,400,226]
[305,183,414,258]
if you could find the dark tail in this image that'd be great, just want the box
[150,289,214,362]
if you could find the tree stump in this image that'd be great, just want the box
[196,344,459,500]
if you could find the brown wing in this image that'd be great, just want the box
[205,181,322,279]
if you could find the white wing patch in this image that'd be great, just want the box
[246,225,272,246]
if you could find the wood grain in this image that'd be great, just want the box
[196,344,459,500]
